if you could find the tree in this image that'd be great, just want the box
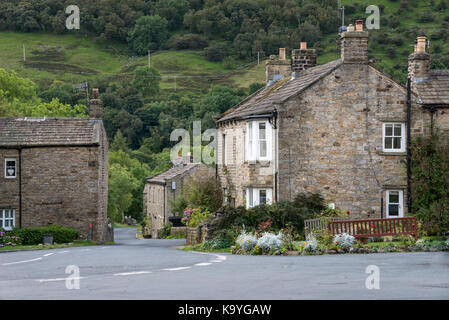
[127,15,169,55]
[108,163,139,223]
[132,66,161,96]
[154,0,190,30]
[111,129,129,152]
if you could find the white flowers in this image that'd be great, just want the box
[236,230,283,253]
[304,237,318,253]
[333,233,355,252]
[256,232,283,252]
[236,231,258,252]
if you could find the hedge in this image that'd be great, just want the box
[10,225,79,245]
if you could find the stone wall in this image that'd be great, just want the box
[278,63,422,218]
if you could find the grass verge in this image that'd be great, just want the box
[0,240,113,252]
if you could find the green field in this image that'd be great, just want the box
[0,31,265,96]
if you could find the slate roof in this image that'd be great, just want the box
[0,117,102,147]
[146,163,200,184]
[216,59,343,122]
[413,70,449,106]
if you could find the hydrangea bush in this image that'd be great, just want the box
[333,233,355,252]
[0,231,22,247]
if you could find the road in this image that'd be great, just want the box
[0,227,448,299]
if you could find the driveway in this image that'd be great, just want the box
[0,227,448,299]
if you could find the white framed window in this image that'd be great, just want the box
[1,209,15,231]
[386,190,403,218]
[382,123,405,153]
[5,158,17,179]
[245,120,272,161]
[245,188,273,208]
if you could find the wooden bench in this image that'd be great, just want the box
[328,216,418,241]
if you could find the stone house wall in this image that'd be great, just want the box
[0,144,107,241]
[216,120,275,206]
[277,63,423,218]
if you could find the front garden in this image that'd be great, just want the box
[179,192,449,256]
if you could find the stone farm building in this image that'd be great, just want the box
[0,90,110,242]
[215,21,449,219]
[143,159,213,238]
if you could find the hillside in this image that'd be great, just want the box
[0,31,265,96]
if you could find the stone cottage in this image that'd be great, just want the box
[0,89,110,242]
[143,159,214,238]
[215,20,449,219]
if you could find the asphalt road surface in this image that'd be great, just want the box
[0,227,448,299]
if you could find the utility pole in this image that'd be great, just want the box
[148,50,151,67]
[258,52,260,65]
[174,76,176,91]
[23,44,26,63]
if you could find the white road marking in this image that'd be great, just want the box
[209,259,223,263]
[37,277,85,283]
[113,271,152,276]
[163,266,191,271]
[43,253,54,257]
[2,257,42,266]
[215,255,226,260]
[194,262,212,266]
[58,251,69,254]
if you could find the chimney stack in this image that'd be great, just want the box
[291,42,317,76]
[265,48,291,85]
[89,88,103,120]
[408,36,430,85]
[340,20,369,64]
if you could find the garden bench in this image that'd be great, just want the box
[328,216,418,241]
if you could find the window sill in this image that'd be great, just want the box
[377,151,406,156]
[245,160,272,167]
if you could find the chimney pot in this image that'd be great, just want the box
[355,20,364,32]
[300,42,307,50]
[347,24,355,32]
[416,36,427,53]
[279,48,286,60]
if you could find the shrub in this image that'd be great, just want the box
[333,233,355,252]
[182,207,212,227]
[158,222,173,239]
[303,237,318,253]
[12,225,78,245]
[168,33,208,50]
[212,238,233,249]
[236,230,258,252]
[256,232,283,253]
[207,192,324,240]
[204,43,228,62]
[0,231,22,247]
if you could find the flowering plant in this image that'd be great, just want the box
[181,207,212,227]
[0,232,22,247]
[333,233,355,252]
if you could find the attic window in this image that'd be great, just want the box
[5,158,16,179]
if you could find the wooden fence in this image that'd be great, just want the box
[328,216,418,241]
[304,217,349,240]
